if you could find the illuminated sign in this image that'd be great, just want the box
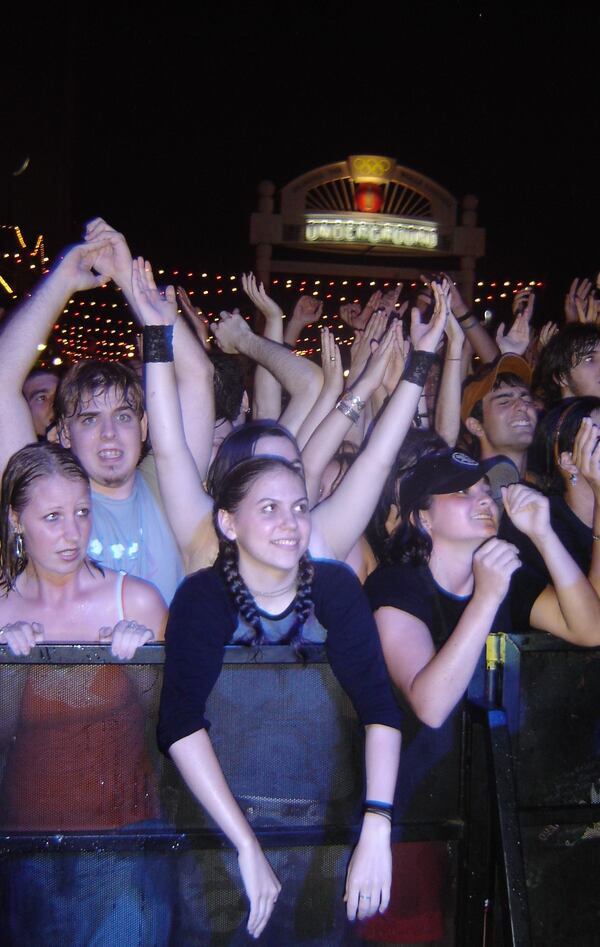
[304,214,438,251]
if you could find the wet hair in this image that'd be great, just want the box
[212,456,314,650]
[55,359,145,424]
[533,324,600,406]
[207,420,300,498]
[0,443,91,594]
[529,396,600,495]
[367,429,447,563]
[210,352,245,422]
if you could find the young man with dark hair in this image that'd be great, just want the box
[461,355,537,482]
[533,324,600,405]
[22,369,60,439]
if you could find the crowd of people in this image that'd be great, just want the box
[1,217,600,944]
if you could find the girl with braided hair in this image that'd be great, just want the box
[158,455,403,940]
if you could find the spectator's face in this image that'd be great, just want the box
[421,479,498,547]
[13,474,92,577]
[480,383,537,453]
[563,345,600,398]
[59,386,146,497]
[218,467,310,578]
[23,373,59,438]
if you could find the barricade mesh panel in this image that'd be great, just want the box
[0,842,458,946]
[513,647,600,808]
[0,651,459,945]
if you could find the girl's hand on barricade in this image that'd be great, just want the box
[237,838,281,939]
[344,814,392,921]
[0,620,44,655]
[99,619,155,660]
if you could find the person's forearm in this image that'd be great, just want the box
[283,312,306,348]
[453,306,499,364]
[145,360,212,556]
[364,724,401,803]
[253,311,283,421]
[0,269,70,384]
[170,729,257,850]
[407,594,500,727]
[435,352,464,447]
[531,528,600,644]
[172,319,215,480]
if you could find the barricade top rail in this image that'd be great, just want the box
[0,643,329,665]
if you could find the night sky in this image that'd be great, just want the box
[2,5,599,306]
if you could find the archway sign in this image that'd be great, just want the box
[250,155,485,304]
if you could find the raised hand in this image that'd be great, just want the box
[177,286,210,350]
[512,287,535,320]
[292,293,323,327]
[347,310,388,385]
[472,537,520,604]
[565,277,593,323]
[382,318,409,395]
[575,293,600,325]
[357,289,383,329]
[502,483,551,542]
[320,326,343,393]
[379,285,403,318]
[84,217,134,290]
[496,310,532,356]
[54,241,115,293]
[131,258,177,326]
[210,309,252,354]
[538,321,559,349]
[242,272,284,327]
[411,278,450,353]
[339,302,362,329]
[99,618,155,660]
[237,839,281,939]
[0,620,44,655]
[571,416,600,496]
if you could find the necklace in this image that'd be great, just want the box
[247,577,298,598]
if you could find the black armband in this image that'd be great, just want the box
[142,325,174,363]
[401,350,436,387]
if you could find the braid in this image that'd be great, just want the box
[293,555,315,641]
[220,541,264,644]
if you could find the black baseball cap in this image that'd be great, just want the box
[400,449,487,518]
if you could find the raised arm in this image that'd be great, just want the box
[434,311,465,446]
[283,294,323,348]
[0,241,109,474]
[295,327,343,450]
[242,272,283,420]
[443,274,499,365]
[376,539,520,728]
[313,281,451,561]
[211,310,323,435]
[505,475,600,647]
[131,258,213,570]
[84,218,213,475]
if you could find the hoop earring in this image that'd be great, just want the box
[14,531,24,561]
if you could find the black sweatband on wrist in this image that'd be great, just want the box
[142,325,174,363]
[456,309,474,324]
[401,350,436,387]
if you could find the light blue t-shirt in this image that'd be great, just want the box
[88,455,183,604]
